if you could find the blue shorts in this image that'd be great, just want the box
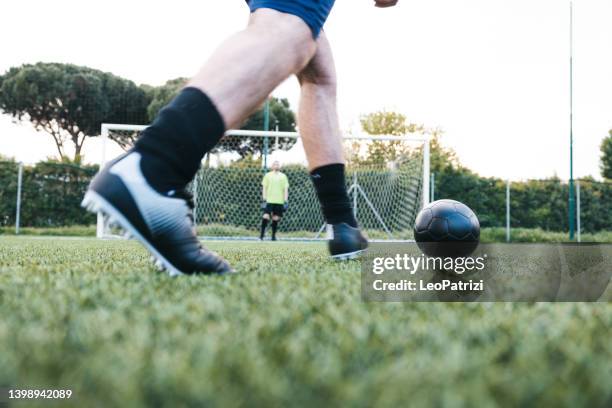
[246,0,335,38]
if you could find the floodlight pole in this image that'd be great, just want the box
[576,180,581,243]
[506,180,511,243]
[568,1,576,241]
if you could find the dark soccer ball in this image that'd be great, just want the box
[414,199,480,258]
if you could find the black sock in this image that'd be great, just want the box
[260,218,269,239]
[271,220,278,238]
[310,163,357,228]
[134,87,225,192]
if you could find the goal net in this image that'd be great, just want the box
[97,124,430,241]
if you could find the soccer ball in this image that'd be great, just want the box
[414,199,480,258]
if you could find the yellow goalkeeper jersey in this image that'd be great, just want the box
[262,171,289,204]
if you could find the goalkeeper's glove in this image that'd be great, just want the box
[283,201,289,211]
[261,201,267,210]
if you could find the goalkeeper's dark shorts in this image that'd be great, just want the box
[245,0,335,38]
[264,203,285,217]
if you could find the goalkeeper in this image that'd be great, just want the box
[260,161,289,241]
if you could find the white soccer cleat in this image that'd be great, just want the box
[82,152,235,276]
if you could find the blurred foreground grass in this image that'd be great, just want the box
[0,237,610,407]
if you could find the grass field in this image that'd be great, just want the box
[0,237,611,407]
[3,225,612,243]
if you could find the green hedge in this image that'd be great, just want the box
[435,169,612,233]
[0,160,19,226]
[0,160,98,227]
[1,158,610,234]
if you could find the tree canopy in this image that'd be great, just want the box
[146,77,188,122]
[0,65,297,160]
[357,110,441,166]
[360,110,424,136]
[601,130,612,180]
[0,62,149,162]
[223,97,297,158]
[105,77,188,150]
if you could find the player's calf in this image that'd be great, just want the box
[271,215,281,241]
[260,213,270,240]
[310,163,368,259]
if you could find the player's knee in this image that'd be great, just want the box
[297,57,337,95]
[298,67,337,93]
[263,214,270,220]
[248,9,316,71]
[272,215,280,221]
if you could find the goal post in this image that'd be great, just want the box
[97,123,431,241]
[96,123,147,239]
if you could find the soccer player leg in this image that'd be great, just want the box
[297,33,368,260]
[261,207,271,240]
[189,6,321,129]
[270,206,283,241]
[83,6,321,275]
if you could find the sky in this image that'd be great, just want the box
[0,0,611,181]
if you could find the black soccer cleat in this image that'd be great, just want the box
[328,223,368,260]
[81,152,234,276]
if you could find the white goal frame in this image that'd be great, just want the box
[97,123,431,239]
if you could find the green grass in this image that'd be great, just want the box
[0,237,610,407]
[0,225,96,237]
[3,225,612,243]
